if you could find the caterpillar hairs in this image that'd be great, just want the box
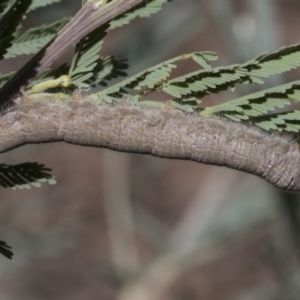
[1,97,300,191]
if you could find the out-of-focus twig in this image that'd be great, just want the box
[103,150,140,279]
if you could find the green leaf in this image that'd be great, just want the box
[253,110,300,132]
[69,24,109,90]
[100,52,215,102]
[87,56,128,87]
[0,0,33,60]
[243,43,300,78]
[201,81,300,121]
[29,0,62,12]
[4,18,68,58]
[192,51,218,69]
[0,162,56,190]
[162,65,246,101]
[163,43,300,105]
[109,0,171,30]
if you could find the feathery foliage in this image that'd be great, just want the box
[28,0,62,12]
[0,0,33,60]
[0,0,174,193]
[161,44,300,106]
[5,18,68,59]
[197,44,300,129]
[253,110,300,132]
[68,24,108,90]
[162,64,246,103]
[87,56,129,87]
[244,43,300,78]
[0,162,56,190]
[98,52,217,103]
[201,81,300,120]
[67,0,171,90]
[109,0,171,30]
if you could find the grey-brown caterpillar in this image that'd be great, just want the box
[1,98,300,191]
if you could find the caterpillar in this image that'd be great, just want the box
[1,98,300,191]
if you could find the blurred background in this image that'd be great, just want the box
[1,0,300,299]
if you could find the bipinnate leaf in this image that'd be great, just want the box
[87,56,129,87]
[69,24,109,90]
[29,0,62,12]
[5,18,69,59]
[100,52,217,102]
[201,81,300,123]
[0,162,56,190]
[0,0,33,60]
[109,0,171,30]
[162,43,300,105]
[243,43,300,78]
[253,110,300,132]
[162,65,246,101]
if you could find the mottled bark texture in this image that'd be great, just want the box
[2,98,300,191]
